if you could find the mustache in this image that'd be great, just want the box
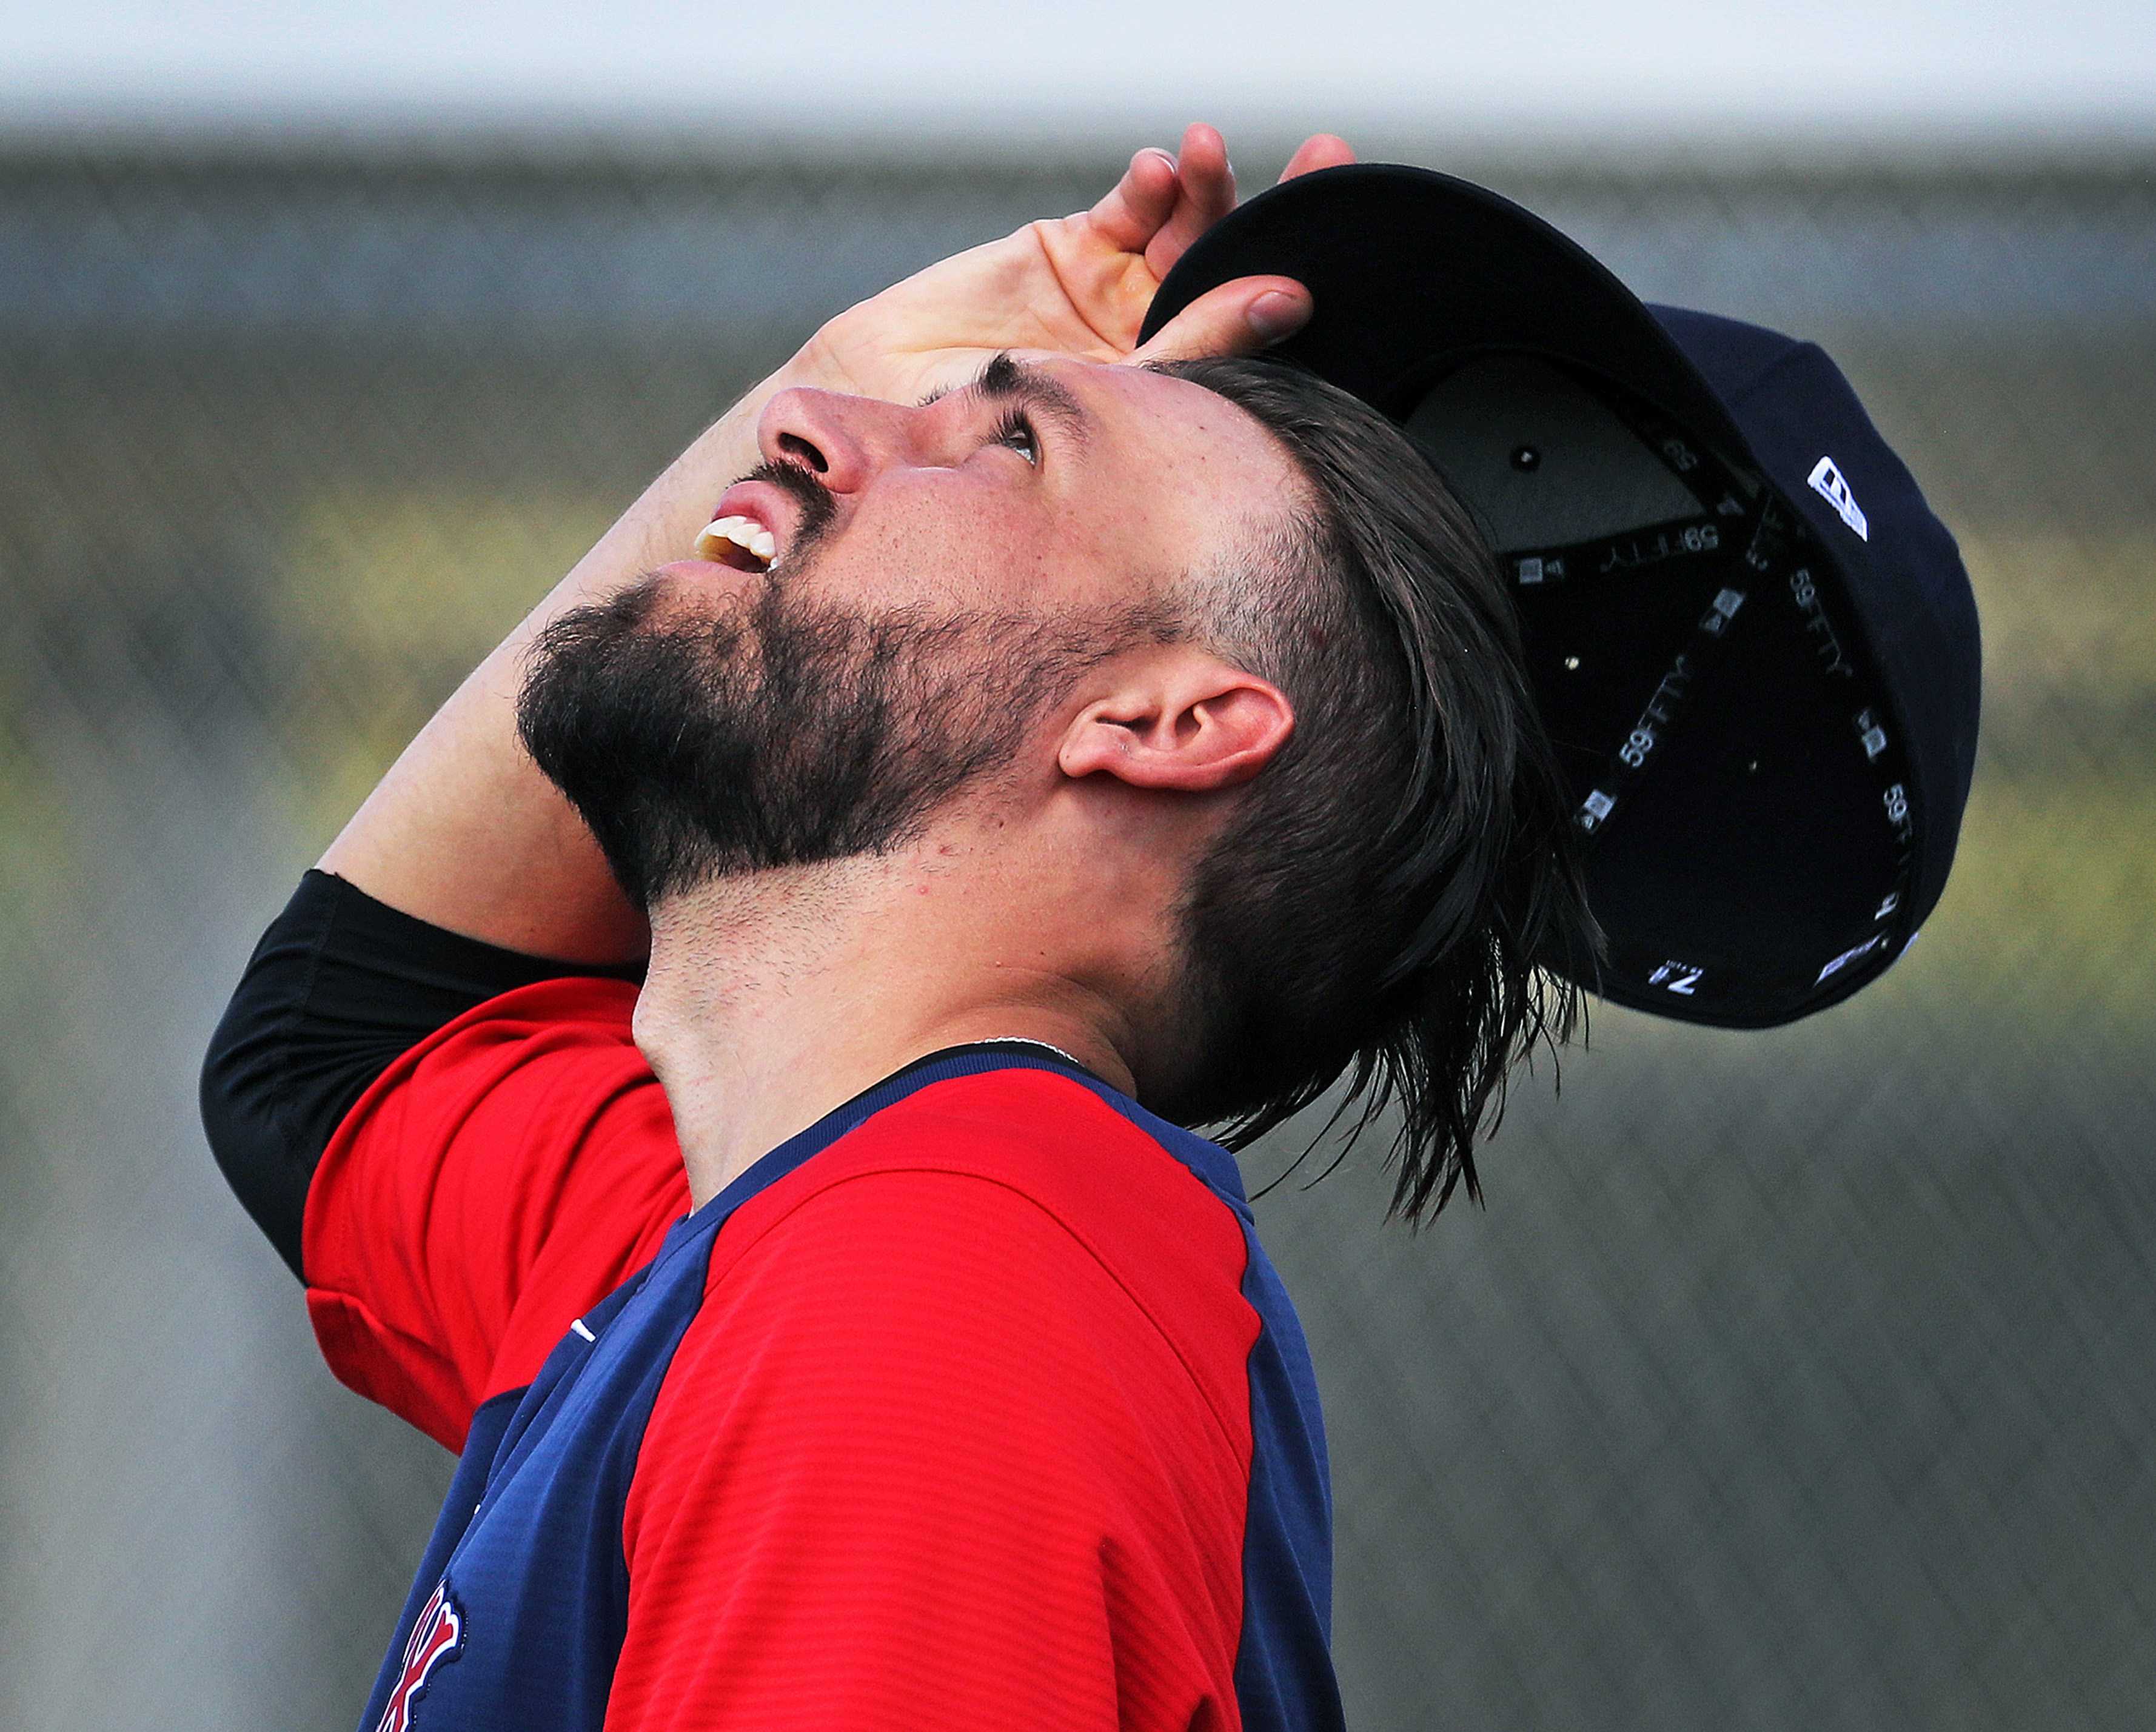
[738,458,837,563]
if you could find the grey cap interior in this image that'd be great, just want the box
[1402,355,1707,552]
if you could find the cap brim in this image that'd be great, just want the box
[1142,164,1758,473]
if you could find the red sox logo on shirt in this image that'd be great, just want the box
[373,1577,466,1732]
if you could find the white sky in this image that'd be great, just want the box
[2,0,2151,153]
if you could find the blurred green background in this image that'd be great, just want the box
[0,149,2149,1728]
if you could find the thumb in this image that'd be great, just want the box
[1125,275,1311,366]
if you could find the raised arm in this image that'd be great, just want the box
[316,125,1352,965]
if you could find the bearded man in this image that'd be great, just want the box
[203,127,1593,1732]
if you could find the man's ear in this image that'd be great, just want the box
[1057,650,1294,792]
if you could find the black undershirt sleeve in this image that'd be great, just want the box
[199,869,644,1283]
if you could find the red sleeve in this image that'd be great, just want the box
[302,977,689,1451]
[609,1163,1256,1732]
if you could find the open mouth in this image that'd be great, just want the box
[692,513,777,573]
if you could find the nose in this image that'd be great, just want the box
[755,387,917,494]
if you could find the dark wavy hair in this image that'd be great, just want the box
[1151,356,1600,1223]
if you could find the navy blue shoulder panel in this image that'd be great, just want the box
[1071,1085,1344,1732]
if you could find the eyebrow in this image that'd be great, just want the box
[922,352,1092,452]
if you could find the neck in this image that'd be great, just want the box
[635,844,1147,1207]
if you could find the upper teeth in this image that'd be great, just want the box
[695,514,777,567]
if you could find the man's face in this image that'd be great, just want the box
[517,357,1302,906]
[695,355,1301,623]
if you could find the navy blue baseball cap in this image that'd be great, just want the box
[1140,164,1982,1028]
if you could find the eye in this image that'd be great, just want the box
[991,409,1040,467]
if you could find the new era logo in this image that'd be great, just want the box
[1807,456,1869,541]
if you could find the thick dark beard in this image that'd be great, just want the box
[518,570,1179,909]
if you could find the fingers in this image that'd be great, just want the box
[1086,145,1182,253]
[1143,122,1238,278]
[1124,275,1311,367]
[1279,133,1357,181]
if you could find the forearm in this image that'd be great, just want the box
[318,356,821,962]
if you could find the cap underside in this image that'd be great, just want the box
[1400,351,1915,1024]
[1142,165,1925,1026]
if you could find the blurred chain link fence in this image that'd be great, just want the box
[0,144,2149,1730]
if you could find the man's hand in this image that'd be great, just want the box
[795,125,1355,411]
